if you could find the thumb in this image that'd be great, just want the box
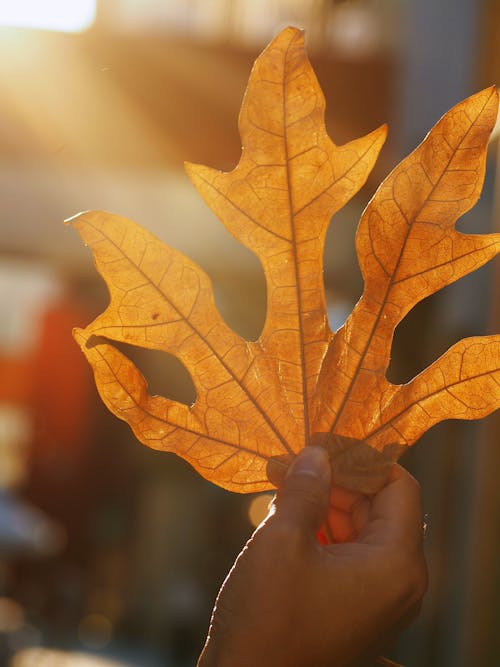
[274,446,331,535]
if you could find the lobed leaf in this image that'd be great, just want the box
[70,27,500,494]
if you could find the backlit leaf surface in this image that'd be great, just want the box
[70,27,500,494]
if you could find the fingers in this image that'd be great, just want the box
[326,486,369,542]
[329,485,364,512]
[273,446,331,536]
[270,454,423,554]
[325,507,357,542]
[360,465,424,549]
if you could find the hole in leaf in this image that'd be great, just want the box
[387,295,438,385]
[113,341,197,406]
[163,190,267,342]
[211,265,267,342]
[324,200,365,331]
[388,261,495,384]
[455,166,495,235]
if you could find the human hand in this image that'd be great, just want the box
[197,446,428,667]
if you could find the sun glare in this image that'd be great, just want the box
[0,0,96,33]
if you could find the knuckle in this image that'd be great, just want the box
[278,478,327,509]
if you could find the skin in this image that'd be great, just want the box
[197,446,428,667]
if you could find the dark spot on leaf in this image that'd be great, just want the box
[85,335,102,350]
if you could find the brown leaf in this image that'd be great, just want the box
[69,27,500,494]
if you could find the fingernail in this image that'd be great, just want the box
[287,446,329,478]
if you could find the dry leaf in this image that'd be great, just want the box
[69,27,500,495]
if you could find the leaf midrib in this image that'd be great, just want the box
[282,32,311,448]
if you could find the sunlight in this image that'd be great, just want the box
[0,0,96,33]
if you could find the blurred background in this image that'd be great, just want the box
[0,1,498,665]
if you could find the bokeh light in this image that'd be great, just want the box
[11,648,128,666]
[247,493,274,528]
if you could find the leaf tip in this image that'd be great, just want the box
[378,122,389,140]
[278,25,304,39]
[462,86,499,132]
[73,327,103,352]
[64,211,88,226]
[488,84,499,119]
[286,25,305,37]
[64,210,101,228]
[263,25,305,56]
[369,122,389,151]
[488,84,499,96]
[72,326,84,345]
[480,84,499,113]
[183,160,199,177]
